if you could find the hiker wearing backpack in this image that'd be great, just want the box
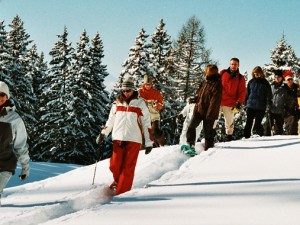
[218,58,246,141]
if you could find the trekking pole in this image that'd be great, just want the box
[92,145,103,186]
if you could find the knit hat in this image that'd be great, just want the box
[144,75,153,84]
[0,81,10,99]
[122,76,135,89]
[274,69,283,78]
[283,70,294,81]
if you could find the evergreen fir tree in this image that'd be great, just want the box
[0,20,12,84]
[6,15,36,139]
[89,32,111,160]
[264,35,300,81]
[33,26,75,163]
[173,16,212,102]
[149,19,179,144]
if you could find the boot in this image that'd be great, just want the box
[225,134,233,142]
[204,139,214,151]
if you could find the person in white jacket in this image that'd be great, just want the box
[177,97,203,145]
[96,76,153,195]
[0,81,30,206]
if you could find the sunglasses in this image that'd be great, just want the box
[122,89,132,93]
[0,92,7,97]
[287,78,293,81]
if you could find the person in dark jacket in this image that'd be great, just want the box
[244,66,272,138]
[283,70,299,135]
[186,64,222,151]
[266,70,287,135]
[0,81,30,206]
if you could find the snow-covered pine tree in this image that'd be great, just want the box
[112,28,153,100]
[173,16,213,103]
[33,26,75,163]
[6,15,36,136]
[264,35,300,82]
[0,20,12,84]
[89,32,111,161]
[171,16,214,143]
[149,19,179,144]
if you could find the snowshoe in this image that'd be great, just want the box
[180,145,197,157]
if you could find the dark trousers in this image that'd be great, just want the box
[244,108,265,138]
[284,113,298,135]
[270,113,284,135]
[186,111,215,146]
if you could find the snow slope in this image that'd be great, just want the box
[1,136,300,225]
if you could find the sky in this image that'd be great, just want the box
[1,0,300,91]
[1,135,300,225]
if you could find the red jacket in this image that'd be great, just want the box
[220,68,246,107]
[139,85,164,110]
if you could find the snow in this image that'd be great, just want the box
[1,136,300,225]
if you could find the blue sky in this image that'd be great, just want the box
[1,0,300,90]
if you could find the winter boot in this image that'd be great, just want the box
[109,181,118,192]
[225,134,233,142]
[204,139,214,151]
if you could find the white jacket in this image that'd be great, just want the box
[102,94,153,147]
[179,103,202,145]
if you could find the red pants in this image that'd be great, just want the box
[110,141,141,195]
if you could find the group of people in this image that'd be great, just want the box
[1,57,299,201]
[179,58,300,153]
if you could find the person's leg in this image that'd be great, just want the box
[186,111,203,147]
[253,110,265,136]
[109,141,126,185]
[0,171,12,205]
[244,108,255,138]
[115,142,140,195]
[222,106,235,140]
[203,119,215,150]
[274,114,284,135]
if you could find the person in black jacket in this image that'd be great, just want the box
[244,66,272,138]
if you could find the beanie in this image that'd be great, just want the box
[122,76,135,89]
[274,69,283,78]
[144,75,153,84]
[283,70,294,81]
[0,81,10,99]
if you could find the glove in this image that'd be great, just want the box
[176,114,184,123]
[232,102,241,111]
[96,133,105,145]
[145,146,153,155]
[19,164,30,181]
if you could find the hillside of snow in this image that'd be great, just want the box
[1,136,300,225]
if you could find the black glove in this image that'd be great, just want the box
[96,133,105,145]
[19,164,30,181]
[145,146,153,155]
[176,114,184,123]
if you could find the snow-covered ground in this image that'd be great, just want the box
[1,136,300,225]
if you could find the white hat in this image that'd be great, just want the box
[0,81,10,99]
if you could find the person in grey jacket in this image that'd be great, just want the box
[267,70,287,135]
[0,81,30,206]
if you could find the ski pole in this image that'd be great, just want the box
[92,145,103,186]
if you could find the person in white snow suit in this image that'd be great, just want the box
[96,76,153,195]
[0,81,30,206]
[177,97,203,145]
